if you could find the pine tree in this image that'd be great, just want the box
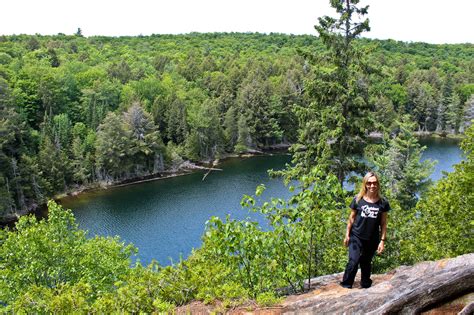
[437,75,454,132]
[235,114,251,153]
[124,103,165,174]
[237,71,281,147]
[166,98,188,144]
[38,137,69,195]
[71,136,88,184]
[291,0,372,183]
[370,115,434,210]
[446,92,462,133]
[223,106,238,151]
[75,27,83,37]
[52,113,72,151]
[95,112,133,181]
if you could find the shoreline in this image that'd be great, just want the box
[0,132,461,225]
[368,131,464,140]
[56,131,462,200]
[63,150,276,195]
[0,149,284,225]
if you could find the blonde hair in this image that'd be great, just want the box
[356,171,382,202]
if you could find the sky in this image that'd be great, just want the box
[1,0,473,44]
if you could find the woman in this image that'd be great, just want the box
[340,171,389,289]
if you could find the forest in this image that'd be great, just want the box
[1,25,473,220]
[0,0,473,311]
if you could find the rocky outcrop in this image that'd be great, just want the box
[177,254,474,314]
[283,253,474,314]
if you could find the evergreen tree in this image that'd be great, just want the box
[405,123,474,261]
[124,103,165,174]
[235,114,251,153]
[166,98,188,144]
[75,27,83,37]
[52,113,72,151]
[237,71,281,146]
[95,112,133,181]
[70,123,96,184]
[38,137,69,195]
[369,115,435,210]
[406,76,438,132]
[373,95,397,131]
[80,81,121,130]
[437,75,454,132]
[18,154,45,207]
[291,0,372,183]
[47,48,60,68]
[223,106,238,150]
[71,136,88,184]
[446,92,462,133]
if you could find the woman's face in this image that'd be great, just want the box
[366,176,379,194]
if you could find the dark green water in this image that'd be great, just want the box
[60,140,462,265]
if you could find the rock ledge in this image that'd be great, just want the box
[284,253,474,314]
[177,253,474,314]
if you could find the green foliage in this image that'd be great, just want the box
[0,30,472,219]
[291,0,373,183]
[237,70,282,146]
[368,115,435,210]
[12,282,92,314]
[0,22,473,312]
[1,128,472,312]
[94,103,166,181]
[38,136,70,195]
[403,123,474,261]
[255,291,284,307]
[235,114,251,152]
[197,167,346,297]
[0,200,136,312]
[95,112,131,180]
[373,123,474,272]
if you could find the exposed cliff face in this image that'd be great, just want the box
[177,253,474,314]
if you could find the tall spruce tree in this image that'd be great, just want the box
[291,0,373,183]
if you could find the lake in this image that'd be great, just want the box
[60,138,463,265]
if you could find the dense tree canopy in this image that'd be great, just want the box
[0,31,472,219]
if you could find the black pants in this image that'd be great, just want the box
[341,234,379,288]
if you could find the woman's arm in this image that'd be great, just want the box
[344,209,357,247]
[377,211,388,254]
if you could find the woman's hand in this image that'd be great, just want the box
[344,235,350,247]
[344,209,357,247]
[377,240,385,254]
